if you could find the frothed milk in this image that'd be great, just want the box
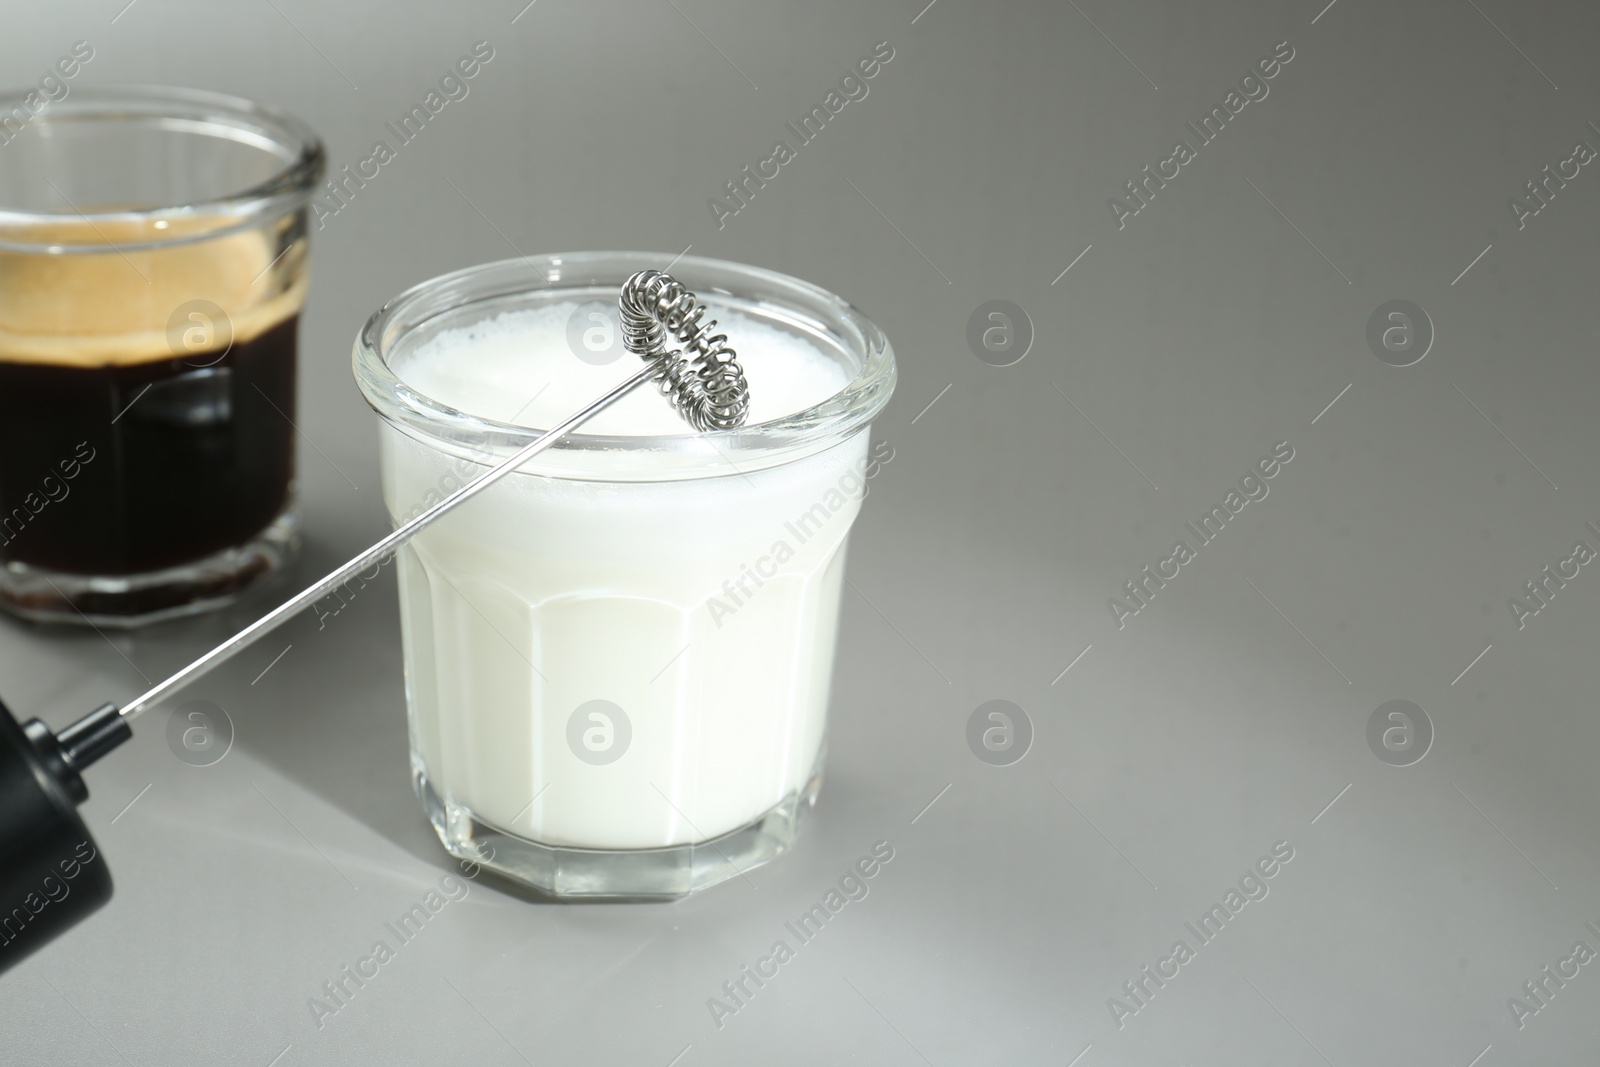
[384,303,873,851]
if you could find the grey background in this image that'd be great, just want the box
[3,0,1598,1063]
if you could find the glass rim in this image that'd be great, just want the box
[0,83,325,254]
[353,251,897,481]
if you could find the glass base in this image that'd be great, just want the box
[416,762,823,901]
[0,505,299,628]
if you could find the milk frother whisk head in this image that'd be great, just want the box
[619,269,751,432]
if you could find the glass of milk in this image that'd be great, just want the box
[354,252,895,898]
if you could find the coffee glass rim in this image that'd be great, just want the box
[354,251,897,483]
[0,83,325,254]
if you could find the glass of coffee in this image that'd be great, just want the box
[0,85,324,625]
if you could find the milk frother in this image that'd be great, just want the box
[0,271,748,975]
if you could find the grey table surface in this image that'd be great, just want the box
[4,0,1600,1063]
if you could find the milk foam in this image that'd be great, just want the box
[393,302,848,434]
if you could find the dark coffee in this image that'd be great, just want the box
[0,315,298,575]
[0,84,323,624]
[0,215,309,625]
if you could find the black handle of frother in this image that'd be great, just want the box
[52,703,130,779]
[0,700,128,977]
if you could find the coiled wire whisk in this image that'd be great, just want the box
[618,269,751,432]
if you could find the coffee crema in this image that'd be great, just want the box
[0,217,307,578]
